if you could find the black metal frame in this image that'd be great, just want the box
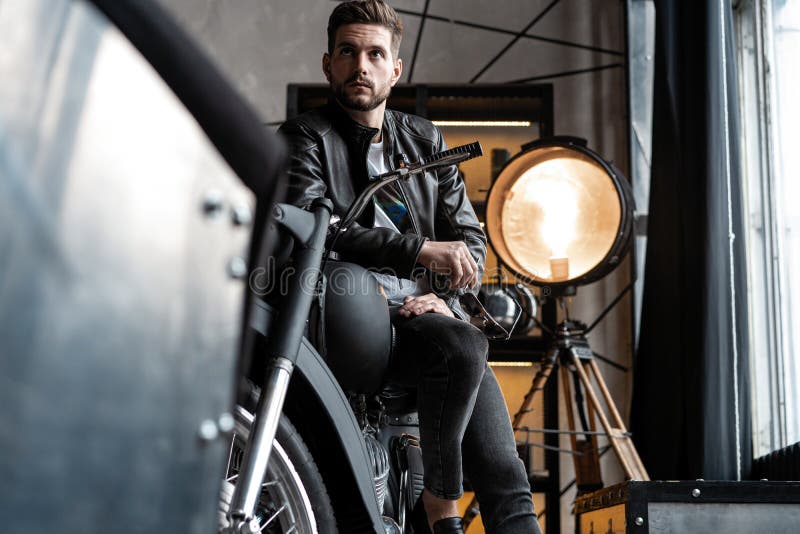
[467,0,562,83]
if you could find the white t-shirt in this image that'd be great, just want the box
[367,139,431,305]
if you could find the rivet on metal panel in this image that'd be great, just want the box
[228,257,248,279]
[691,488,701,498]
[198,419,219,442]
[202,189,225,216]
[635,516,644,526]
[231,203,253,226]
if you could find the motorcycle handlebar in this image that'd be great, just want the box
[328,141,483,254]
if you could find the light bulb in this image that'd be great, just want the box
[521,163,579,281]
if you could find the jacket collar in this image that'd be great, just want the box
[325,97,398,169]
[326,98,378,138]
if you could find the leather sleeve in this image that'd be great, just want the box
[432,128,488,285]
[278,119,328,210]
[278,119,427,278]
[330,222,427,279]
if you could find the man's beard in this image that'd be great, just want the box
[331,75,391,112]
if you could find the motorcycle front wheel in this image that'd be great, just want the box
[219,405,337,533]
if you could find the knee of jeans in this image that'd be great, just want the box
[441,323,488,378]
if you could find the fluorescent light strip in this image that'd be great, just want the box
[488,361,534,367]
[432,120,532,127]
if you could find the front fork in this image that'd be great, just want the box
[226,199,333,531]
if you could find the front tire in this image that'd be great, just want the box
[219,406,337,533]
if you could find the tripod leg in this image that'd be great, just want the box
[587,359,650,480]
[587,359,626,430]
[511,349,557,428]
[585,384,600,461]
[563,358,603,493]
[569,351,650,481]
[560,366,579,457]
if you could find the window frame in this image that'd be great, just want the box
[735,0,795,457]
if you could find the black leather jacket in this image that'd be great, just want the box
[279,101,487,291]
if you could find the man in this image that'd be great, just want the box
[279,2,541,533]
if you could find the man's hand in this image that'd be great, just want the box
[398,293,454,318]
[417,240,479,289]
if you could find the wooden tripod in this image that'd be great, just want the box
[514,319,649,490]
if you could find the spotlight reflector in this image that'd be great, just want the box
[485,137,634,290]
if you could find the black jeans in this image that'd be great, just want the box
[388,312,541,534]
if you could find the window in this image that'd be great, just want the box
[736,0,800,457]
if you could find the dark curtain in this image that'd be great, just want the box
[630,0,751,480]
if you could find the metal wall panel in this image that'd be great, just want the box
[0,1,253,532]
[649,503,800,534]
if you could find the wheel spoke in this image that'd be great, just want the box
[219,407,324,534]
[259,504,287,531]
[225,438,236,476]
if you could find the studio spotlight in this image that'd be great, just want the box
[485,136,635,293]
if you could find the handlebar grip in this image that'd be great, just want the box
[420,141,483,166]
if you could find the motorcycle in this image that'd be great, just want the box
[217,142,517,533]
[0,1,518,532]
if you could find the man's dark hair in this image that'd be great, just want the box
[327,1,403,57]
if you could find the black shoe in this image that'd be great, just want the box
[432,517,465,534]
